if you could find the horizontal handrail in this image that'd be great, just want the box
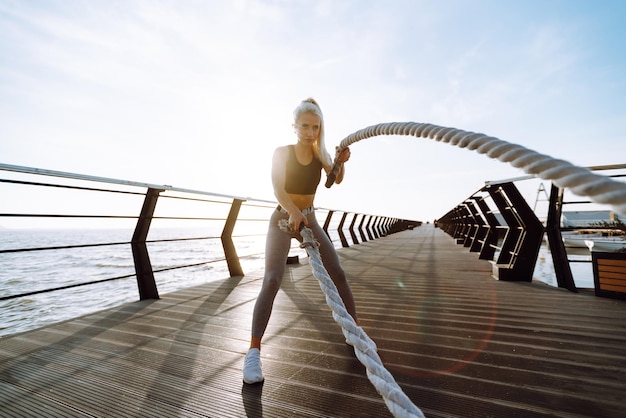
[1,163,417,311]
[0,162,257,202]
[0,178,146,195]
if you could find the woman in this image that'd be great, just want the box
[243,98,357,384]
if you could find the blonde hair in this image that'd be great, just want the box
[293,98,332,167]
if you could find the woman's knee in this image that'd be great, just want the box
[324,258,345,280]
[260,273,283,295]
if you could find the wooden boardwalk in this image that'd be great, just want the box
[1,224,625,417]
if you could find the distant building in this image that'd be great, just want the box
[562,211,618,228]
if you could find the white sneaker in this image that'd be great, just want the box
[243,348,264,384]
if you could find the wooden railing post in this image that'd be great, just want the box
[132,187,162,300]
[222,198,244,277]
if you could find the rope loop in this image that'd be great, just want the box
[335,121,626,215]
[300,240,319,249]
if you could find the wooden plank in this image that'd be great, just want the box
[1,225,626,417]
[0,382,82,417]
[598,266,626,275]
[600,284,626,293]
[598,270,626,280]
[599,276,626,286]
[593,252,626,299]
[597,258,626,268]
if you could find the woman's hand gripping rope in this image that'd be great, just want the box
[324,146,349,188]
[277,219,425,418]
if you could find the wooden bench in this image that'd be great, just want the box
[592,252,626,300]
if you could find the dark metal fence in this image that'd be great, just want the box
[0,163,416,303]
[437,165,625,293]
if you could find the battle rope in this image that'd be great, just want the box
[325,122,626,216]
[279,219,425,418]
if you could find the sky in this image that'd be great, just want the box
[1,0,625,223]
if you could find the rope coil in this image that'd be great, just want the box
[279,219,425,418]
[330,122,626,215]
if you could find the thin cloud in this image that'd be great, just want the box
[0,1,624,221]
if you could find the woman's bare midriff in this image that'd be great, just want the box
[287,193,315,210]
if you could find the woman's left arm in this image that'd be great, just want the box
[330,147,350,185]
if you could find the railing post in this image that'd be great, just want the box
[475,196,499,261]
[323,210,334,240]
[382,217,390,236]
[464,200,481,249]
[381,217,389,236]
[338,212,350,248]
[349,213,360,245]
[546,184,577,292]
[487,185,518,268]
[450,207,465,239]
[486,182,544,281]
[222,198,245,277]
[358,215,368,242]
[371,217,380,239]
[378,217,385,236]
[132,187,162,300]
[383,217,392,236]
[365,216,375,241]
[377,217,385,237]
[458,204,472,245]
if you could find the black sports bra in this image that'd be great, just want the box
[284,145,322,194]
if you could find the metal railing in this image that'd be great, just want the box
[437,180,544,282]
[437,165,625,292]
[0,163,417,303]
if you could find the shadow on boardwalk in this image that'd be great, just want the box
[1,224,625,417]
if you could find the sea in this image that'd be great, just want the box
[0,227,286,338]
[0,227,594,338]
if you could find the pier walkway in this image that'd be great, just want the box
[1,224,625,417]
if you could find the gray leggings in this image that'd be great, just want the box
[250,208,356,338]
